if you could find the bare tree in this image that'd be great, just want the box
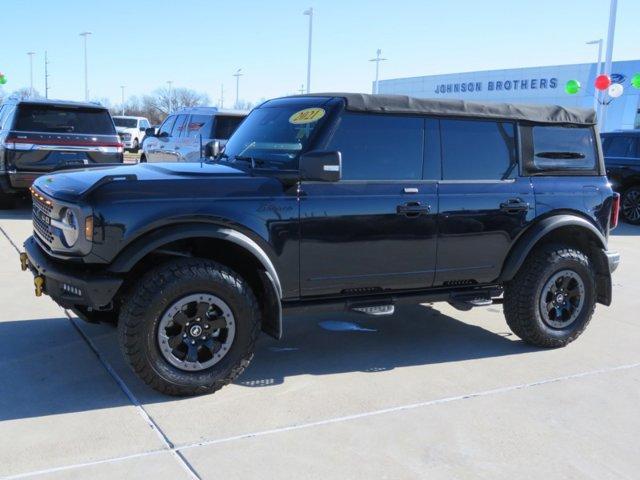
[111,87,210,124]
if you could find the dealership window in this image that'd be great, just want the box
[326,113,423,180]
[440,119,516,180]
[531,126,597,171]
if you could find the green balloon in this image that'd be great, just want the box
[631,74,640,89]
[565,79,580,95]
[0,76,6,85]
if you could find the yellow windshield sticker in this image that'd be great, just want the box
[289,107,326,124]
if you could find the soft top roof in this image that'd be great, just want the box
[288,92,596,126]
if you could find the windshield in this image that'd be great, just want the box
[113,117,137,128]
[221,101,331,169]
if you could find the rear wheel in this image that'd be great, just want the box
[621,186,640,225]
[503,245,596,348]
[118,258,260,396]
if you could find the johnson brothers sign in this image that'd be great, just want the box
[434,77,559,94]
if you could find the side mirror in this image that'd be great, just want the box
[204,140,221,158]
[144,127,156,136]
[299,150,341,182]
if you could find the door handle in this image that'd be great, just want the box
[397,202,431,216]
[500,198,530,213]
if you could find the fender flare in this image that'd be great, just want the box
[108,223,283,299]
[499,215,607,282]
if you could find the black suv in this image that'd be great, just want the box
[20,93,620,396]
[601,130,640,224]
[0,99,123,207]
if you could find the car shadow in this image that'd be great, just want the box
[0,306,537,421]
[0,200,31,220]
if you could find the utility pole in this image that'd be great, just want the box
[369,48,387,94]
[233,69,243,108]
[219,84,224,108]
[44,51,50,99]
[298,84,305,94]
[303,7,313,93]
[120,85,125,115]
[79,32,92,101]
[27,52,35,97]
[600,0,618,132]
[166,80,173,113]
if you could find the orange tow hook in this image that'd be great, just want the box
[20,252,28,271]
[34,276,45,297]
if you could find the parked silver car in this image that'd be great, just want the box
[140,107,246,163]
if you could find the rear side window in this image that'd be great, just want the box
[14,105,116,135]
[602,135,637,158]
[214,115,244,139]
[530,126,597,172]
[185,114,213,138]
[326,113,423,180]
[440,120,516,180]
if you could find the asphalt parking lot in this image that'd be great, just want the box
[1,203,639,480]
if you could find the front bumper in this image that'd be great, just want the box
[606,250,620,273]
[21,236,123,309]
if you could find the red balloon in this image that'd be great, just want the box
[595,74,611,91]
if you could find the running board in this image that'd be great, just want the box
[448,288,502,311]
[351,304,395,316]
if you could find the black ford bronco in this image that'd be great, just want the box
[20,93,620,396]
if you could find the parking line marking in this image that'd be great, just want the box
[6,360,639,479]
[64,312,202,480]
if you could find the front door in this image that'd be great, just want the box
[434,118,535,285]
[299,113,438,297]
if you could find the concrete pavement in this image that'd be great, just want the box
[1,205,639,479]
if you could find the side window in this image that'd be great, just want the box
[185,114,213,138]
[158,115,176,137]
[530,126,597,171]
[603,135,635,158]
[214,115,245,139]
[172,114,189,138]
[140,119,150,129]
[440,120,516,180]
[326,113,423,180]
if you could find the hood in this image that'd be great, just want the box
[116,126,134,133]
[33,162,247,202]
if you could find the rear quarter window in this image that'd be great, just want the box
[14,104,116,135]
[523,125,598,175]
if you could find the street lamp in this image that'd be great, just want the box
[303,7,313,93]
[79,32,92,101]
[166,80,173,113]
[27,52,35,97]
[233,69,243,108]
[369,49,387,94]
[586,39,603,114]
[600,0,618,131]
[120,85,126,115]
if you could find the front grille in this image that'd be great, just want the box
[31,190,53,215]
[31,188,55,244]
[33,209,54,243]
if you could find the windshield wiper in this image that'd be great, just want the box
[535,151,586,159]
[232,155,266,168]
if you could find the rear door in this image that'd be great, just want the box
[434,119,535,286]
[5,104,121,173]
[299,113,439,297]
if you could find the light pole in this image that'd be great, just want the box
[303,7,313,93]
[120,85,126,115]
[600,0,618,132]
[369,49,387,94]
[586,39,603,114]
[79,32,92,101]
[44,51,50,99]
[233,69,243,108]
[166,80,173,113]
[298,84,305,94]
[27,52,35,97]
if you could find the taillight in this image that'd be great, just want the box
[610,192,620,230]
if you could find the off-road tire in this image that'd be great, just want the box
[118,258,260,396]
[621,186,640,225]
[503,245,596,348]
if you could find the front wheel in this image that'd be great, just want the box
[621,186,640,225]
[118,258,260,396]
[503,245,596,348]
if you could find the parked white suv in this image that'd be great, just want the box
[113,116,151,152]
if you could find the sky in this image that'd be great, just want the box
[1,0,638,107]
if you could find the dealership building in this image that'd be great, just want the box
[378,60,640,132]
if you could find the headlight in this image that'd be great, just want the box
[59,208,79,247]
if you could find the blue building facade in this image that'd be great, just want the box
[378,60,640,132]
